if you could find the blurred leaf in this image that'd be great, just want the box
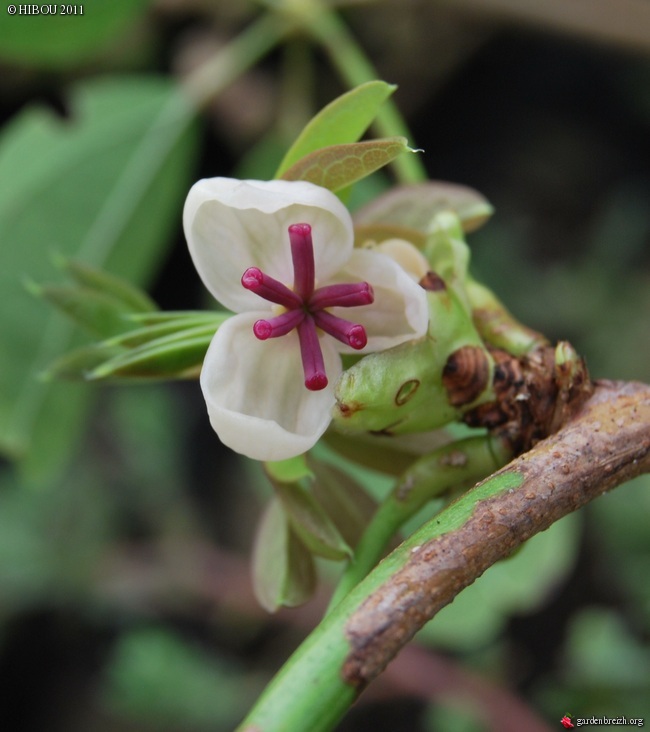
[308,456,377,548]
[42,343,125,381]
[275,80,397,177]
[423,702,487,732]
[565,607,650,685]
[61,258,158,313]
[44,313,226,381]
[104,627,254,728]
[0,77,197,482]
[28,283,140,338]
[88,324,217,380]
[252,497,316,612]
[105,312,226,348]
[0,462,114,619]
[0,0,150,68]
[280,137,411,191]
[354,181,494,234]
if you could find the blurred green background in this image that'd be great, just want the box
[0,1,649,730]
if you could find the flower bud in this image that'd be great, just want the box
[333,281,495,435]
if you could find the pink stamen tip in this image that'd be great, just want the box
[347,324,368,350]
[241,267,263,290]
[289,222,315,301]
[241,267,302,309]
[288,223,312,237]
[312,310,368,351]
[305,372,328,391]
[253,310,304,340]
[253,320,272,340]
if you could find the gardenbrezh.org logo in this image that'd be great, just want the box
[561,714,645,728]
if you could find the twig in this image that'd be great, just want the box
[236,379,650,732]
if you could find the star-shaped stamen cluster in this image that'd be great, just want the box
[241,223,374,390]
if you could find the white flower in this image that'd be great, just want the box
[184,178,428,461]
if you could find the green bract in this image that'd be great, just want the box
[333,284,495,435]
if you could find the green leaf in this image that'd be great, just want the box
[0,76,198,482]
[41,344,125,381]
[104,628,253,727]
[128,310,228,326]
[28,283,139,339]
[275,80,397,177]
[252,498,316,612]
[272,480,352,561]
[104,312,227,349]
[44,313,227,381]
[0,0,150,68]
[354,181,494,234]
[88,325,217,380]
[280,137,411,192]
[60,258,157,313]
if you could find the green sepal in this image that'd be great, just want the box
[43,311,227,382]
[104,312,229,349]
[272,479,353,561]
[307,456,377,548]
[466,277,548,356]
[423,211,472,308]
[127,310,228,325]
[27,282,139,338]
[57,257,157,313]
[87,324,217,380]
[333,286,494,435]
[251,497,317,612]
[353,180,493,234]
[265,455,313,484]
[275,80,397,177]
[322,430,423,477]
[280,137,412,192]
[40,343,125,381]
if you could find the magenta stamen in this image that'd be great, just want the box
[288,223,315,301]
[241,267,302,309]
[297,316,328,391]
[312,310,368,350]
[253,310,305,340]
[309,282,374,310]
[241,223,374,390]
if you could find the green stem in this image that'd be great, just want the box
[235,381,650,732]
[465,277,549,356]
[327,435,511,612]
[307,8,427,184]
[257,0,427,183]
[182,12,296,109]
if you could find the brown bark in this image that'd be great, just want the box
[343,379,650,688]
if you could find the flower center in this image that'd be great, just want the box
[241,223,374,391]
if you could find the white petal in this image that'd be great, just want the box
[184,178,353,313]
[200,312,342,461]
[329,249,429,353]
[371,238,430,282]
